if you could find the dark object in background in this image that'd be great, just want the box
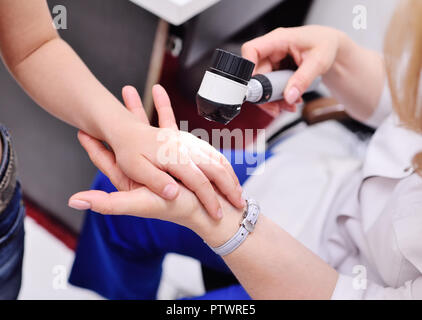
[201,265,240,293]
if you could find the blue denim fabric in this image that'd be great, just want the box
[0,124,25,300]
[0,184,25,300]
[70,149,274,300]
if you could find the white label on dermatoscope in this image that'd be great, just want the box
[198,71,248,105]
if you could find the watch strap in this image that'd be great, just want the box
[211,225,249,257]
[210,198,260,257]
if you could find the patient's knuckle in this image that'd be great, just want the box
[216,165,229,182]
[274,27,285,35]
[152,172,166,186]
[105,193,119,214]
[194,177,212,192]
[313,56,327,73]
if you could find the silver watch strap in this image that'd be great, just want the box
[210,198,260,256]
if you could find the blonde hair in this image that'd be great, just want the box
[384,0,422,175]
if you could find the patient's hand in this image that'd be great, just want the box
[69,85,245,228]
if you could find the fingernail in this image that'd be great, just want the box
[237,185,243,193]
[216,208,223,219]
[69,200,91,211]
[163,184,178,199]
[285,87,300,105]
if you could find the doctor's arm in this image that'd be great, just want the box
[241,26,387,125]
[0,0,244,218]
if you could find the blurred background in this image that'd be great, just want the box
[0,0,399,299]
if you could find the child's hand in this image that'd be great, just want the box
[70,84,245,240]
[72,130,207,228]
[75,85,245,219]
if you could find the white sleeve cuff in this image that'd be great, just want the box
[331,274,417,300]
[331,274,366,300]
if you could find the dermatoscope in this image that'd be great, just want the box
[196,49,320,124]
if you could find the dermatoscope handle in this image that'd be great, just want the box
[246,70,321,104]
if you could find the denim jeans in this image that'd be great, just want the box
[0,124,25,300]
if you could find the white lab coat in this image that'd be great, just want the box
[244,84,422,299]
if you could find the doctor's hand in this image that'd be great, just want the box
[241,25,343,116]
[73,85,244,220]
[69,86,245,241]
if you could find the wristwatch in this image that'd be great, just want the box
[210,198,260,256]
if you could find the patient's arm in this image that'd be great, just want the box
[0,0,244,218]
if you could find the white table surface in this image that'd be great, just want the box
[130,0,220,25]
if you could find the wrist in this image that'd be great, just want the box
[100,107,151,148]
[327,30,369,84]
[189,199,245,248]
[325,30,353,78]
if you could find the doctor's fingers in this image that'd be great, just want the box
[201,144,240,188]
[69,188,165,217]
[253,58,274,75]
[241,28,303,72]
[283,49,328,104]
[193,150,245,208]
[77,131,133,191]
[164,158,222,220]
[122,86,150,125]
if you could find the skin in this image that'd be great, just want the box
[0,0,244,219]
[70,84,338,299]
[70,26,387,299]
[241,26,386,122]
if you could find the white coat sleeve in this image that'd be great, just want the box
[331,274,422,300]
[364,81,393,128]
[332,182,422,300]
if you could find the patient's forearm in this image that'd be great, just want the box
[193,204,338,300]
[0,0,139,142]
[323,32,386,123]
[8,37,138,142]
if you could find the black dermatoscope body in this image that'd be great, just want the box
[196,49,320,124]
